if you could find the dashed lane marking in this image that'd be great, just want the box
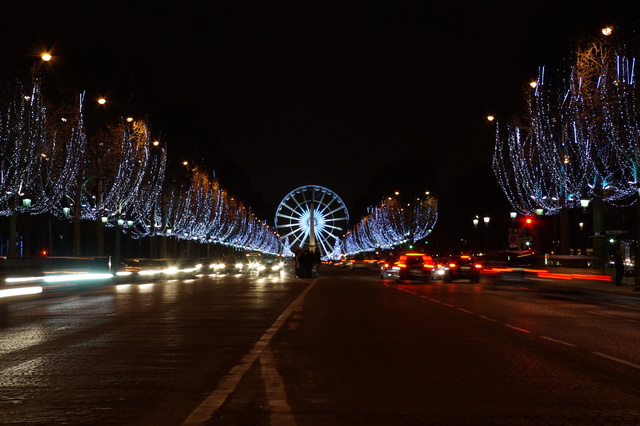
[593,352,640,370]
[540,335,577,347]
[384,281,640,374]
[505,324,532,333]
[478,315,498,322]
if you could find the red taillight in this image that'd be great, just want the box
[474,263,483,269]
[397,263,407,268]
[449,263,456,268]
[423,264,434,269]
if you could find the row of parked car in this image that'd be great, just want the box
[379,252,482,283]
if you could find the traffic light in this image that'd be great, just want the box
[525,216,533,225]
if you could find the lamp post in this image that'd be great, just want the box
[508,212,518,250]
[483,216,490,253]
[472,217,479,255]
[580,199,590,257]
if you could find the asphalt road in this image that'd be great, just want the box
[1,267,640,425]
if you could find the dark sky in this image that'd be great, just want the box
[2,1,639,248]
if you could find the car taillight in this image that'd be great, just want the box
[474,263,483,269]
[449,263,456,268]
[397,263,407,268]
[423,264,434,269]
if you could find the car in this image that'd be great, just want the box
[442,255,482,283]
[380,252,435,282]
[164,258,199,278]
[195,258,220,275]
[114,258,169,281]
[349,254,368,269]
[256,257,285,275]
[432,258,449,280]
[218,255,248,274]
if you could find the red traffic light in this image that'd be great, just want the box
[525,217,533,225]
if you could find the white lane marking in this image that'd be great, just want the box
[593,352,640,370]
[478,315,498,322]
[260,347,296,425]
[540,336,577,347]
[182,280,316,425]
[505,324,531,333]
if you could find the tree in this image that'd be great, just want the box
[493,28,640,258]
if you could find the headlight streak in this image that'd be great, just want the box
[0,286,43,298]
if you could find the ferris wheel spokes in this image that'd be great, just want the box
[274,185,349,258]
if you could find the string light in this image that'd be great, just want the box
[493,31,640,215]
[342,193,438,255]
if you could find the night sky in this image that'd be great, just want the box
[2,1,639,250]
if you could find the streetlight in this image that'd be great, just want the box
[580,198,590,211]
[483,216,490,253]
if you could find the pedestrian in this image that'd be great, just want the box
[614,250,624,286]
[299,248,313,278]
[312,249,321,277]
[294,248,302,278]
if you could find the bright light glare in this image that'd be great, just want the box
[43,273,113,283]
[41,53,52,61]
[163,267,178,275]
[5,275,42,283]
[139,269,162,276]
[0,286,43,298]
[602,27,612,36]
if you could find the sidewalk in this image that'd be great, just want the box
[529,274,640,298]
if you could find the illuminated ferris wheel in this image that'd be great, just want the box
[275,185,350,257]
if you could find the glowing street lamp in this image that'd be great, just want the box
[580,199,590,211]
[483,216,490,252]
